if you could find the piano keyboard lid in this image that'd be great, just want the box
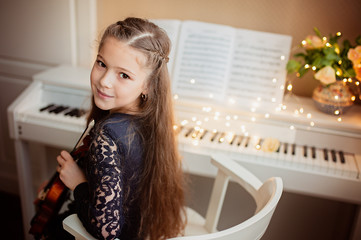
[33,65,91,91]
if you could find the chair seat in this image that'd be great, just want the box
[63,214,96,240]
[184,207,210,236]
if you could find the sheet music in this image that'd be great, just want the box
[171,21,234,102]
[152,19,292,111]
[227,29,291,109]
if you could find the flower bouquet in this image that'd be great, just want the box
[286,28,361,115]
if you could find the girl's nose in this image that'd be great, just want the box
[99,71,113,88]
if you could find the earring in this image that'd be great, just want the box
[141,93,148,101]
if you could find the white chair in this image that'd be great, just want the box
[63,154,283,240]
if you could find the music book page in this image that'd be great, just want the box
[227,29,292,109]
[171,21,235,102]
[152,19,292,112]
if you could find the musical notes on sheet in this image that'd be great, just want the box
[172,21,234,101]
[227,30,292,107]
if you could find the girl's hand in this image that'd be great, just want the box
[56,150,87,191]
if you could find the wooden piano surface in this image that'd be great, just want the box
[7,65,361,240]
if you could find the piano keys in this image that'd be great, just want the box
[39,103,87,118]
[176,125,359,179]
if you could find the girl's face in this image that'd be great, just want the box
[90,37,151,114]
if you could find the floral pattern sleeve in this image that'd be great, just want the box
[74,129,124,240]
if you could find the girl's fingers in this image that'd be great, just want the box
[56,155,64,166]
[57,150,73,167]
[60,150,73,161]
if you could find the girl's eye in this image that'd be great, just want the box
[120,73,130,79]
[96,60,106,68]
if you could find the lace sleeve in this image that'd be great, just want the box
[75,129,124,240]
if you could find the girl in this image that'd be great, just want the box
[55,17,186,240]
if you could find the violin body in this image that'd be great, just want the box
[29,173,69,238]
[29,120,94,239]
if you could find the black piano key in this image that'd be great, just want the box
[210,132,218,142]
[39,104,55,112]
[323,149,328,161]
[49,106,68,114]
[276,143,281,153]
[48,106,60,113]
[58,106,69,114]
[229,134,237,145]
[65,108,77,117]
[331,150,337,162]
[291,144,296,155]
[311,146,316,159]
[283,143,288,154]
[303,145,308,158]
[237,136,244,146]
[339,151,345,164]
[244,137,250,148]
[65,108,85,118]
[78,109,87,117]
[199,130,208,140]
[184,128,193,138]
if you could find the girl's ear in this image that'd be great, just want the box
[141,88,148,95]
[142,80,149,95]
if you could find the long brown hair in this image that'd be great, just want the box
[87,17,186,239]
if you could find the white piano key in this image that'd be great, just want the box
[334,151,346,177]
[304,146,314,171]
[277,143,286,161]
[341,152,352,178]
[294,145,304,169]
[345,153,359,179]
[328,150,340,176]
[321,149,331,173]
[303,146,311,170]
[282,143,294,167]
[253,140,271,165]
[313,149,325,172]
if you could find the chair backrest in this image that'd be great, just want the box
[171,153,283,240]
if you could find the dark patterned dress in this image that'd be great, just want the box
[67,113,144,240]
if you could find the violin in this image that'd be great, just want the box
[29,120,94,239]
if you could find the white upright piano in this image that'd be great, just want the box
[8,65,361,240]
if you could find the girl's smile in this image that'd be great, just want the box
[96,88,113,99]
[90,37,151,114]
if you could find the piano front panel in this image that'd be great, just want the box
[17,120,83,149]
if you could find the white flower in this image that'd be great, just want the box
[314,66,336,85]
[261,138,280,152]
[303,35,325,49]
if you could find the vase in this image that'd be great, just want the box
[312,80,355,115]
